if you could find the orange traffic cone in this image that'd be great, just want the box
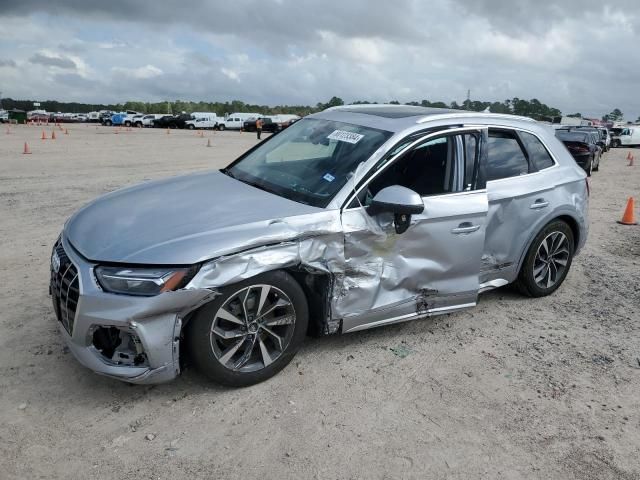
[628,154,634,166]
[617,197,637,225]
[64,128,69,135]
[206,138,212,147]
[23,142,32,154]
[51,130,56,140]
[41,130,47,140]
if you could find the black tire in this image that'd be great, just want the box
[188,124,195,130]
[124,121,131,127]
[218,124,225,131]
[586,157,592,176]
[593,154,600,172]
[186,270,308,387]
[104,120,112,126]
[516,220,575,298]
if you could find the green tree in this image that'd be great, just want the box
[567,113,582,118]
[605,108,623,121]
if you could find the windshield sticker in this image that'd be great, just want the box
[327,130,364,144]
[323,173,335,182]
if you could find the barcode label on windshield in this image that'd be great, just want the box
[327,130,364,144]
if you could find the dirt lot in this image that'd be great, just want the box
[1,124,639,479]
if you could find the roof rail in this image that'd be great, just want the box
[416,112,536,124]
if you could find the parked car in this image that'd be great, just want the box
[609,127,623,147]
[220,112,262,130]
[50,105,588,387]
[184,113,219,130]
[102,111,141,127]
[152,113,194,129]
[242,116,281,133]
[139,114,168,127]
[597,127,611,151]
[617,126,640,147]
[555,129,601,175]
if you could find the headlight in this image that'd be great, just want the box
[95,266,197,296]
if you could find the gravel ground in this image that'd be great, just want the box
[0,124,638,479]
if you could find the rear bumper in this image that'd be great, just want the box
[51,235,216,384]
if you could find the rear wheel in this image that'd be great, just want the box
[516,220,574,297]
[187,271,308,387]
[593,153,600,171]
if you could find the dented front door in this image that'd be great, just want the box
[336,128,489,333]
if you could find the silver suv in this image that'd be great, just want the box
[50,105,589,386]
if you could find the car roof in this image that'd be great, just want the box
[311,104,537,134]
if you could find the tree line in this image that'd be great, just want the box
[1,95,632,122]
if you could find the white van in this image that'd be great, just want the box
[221,112,261,131]
[184,113,219,130]
[618,126,640,147]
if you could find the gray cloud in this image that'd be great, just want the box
[0,58,16,67]
[29,52,76,69]
[0,0,638,120]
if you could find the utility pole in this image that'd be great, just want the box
[466,89,471,103]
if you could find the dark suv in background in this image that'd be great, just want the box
[555,128,601,175]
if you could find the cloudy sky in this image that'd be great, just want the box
[0,0,639,119]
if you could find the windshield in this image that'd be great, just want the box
[556,132,589,143]
[226,118,392,207]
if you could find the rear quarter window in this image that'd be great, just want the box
[519,131,555,170]
[486,130,530,181]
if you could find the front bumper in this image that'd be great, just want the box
[51,235,216,384]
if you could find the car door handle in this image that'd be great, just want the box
[530,199,549,210]
[451,222,480,234]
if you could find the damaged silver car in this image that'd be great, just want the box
[50,105,588,386]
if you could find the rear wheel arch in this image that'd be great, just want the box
[516,214,580,276]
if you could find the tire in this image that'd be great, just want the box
[612,139,621,148]
[593,154,600,172]
[586,157,592,177]
[515,220,575,298]
[186,270,309,387]
[188,124,195,129]
[218,124,225,131]
[124,121,131,127]
[104,120,112,126]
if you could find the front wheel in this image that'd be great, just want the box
[187,270,308,387]
[516,220,574,297]
[218,124,225,131]
[188,124,195,130]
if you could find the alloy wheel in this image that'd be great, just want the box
[209,284,296,372]
[533,231,570,289]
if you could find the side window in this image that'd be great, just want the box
[519,131,555,170]
[366,136,455,199]
[486,130,529,181]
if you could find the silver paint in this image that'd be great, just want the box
[55,105,589,383]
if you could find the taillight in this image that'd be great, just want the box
[568,144,590,153]
[585,178,590,196]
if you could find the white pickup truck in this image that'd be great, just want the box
[184,113,219,130]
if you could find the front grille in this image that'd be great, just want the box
[50,241,79,334]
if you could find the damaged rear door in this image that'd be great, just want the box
[337,127,489,332]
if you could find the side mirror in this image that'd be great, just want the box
[369,185,424,234]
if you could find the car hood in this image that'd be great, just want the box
[64,170,327,265]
